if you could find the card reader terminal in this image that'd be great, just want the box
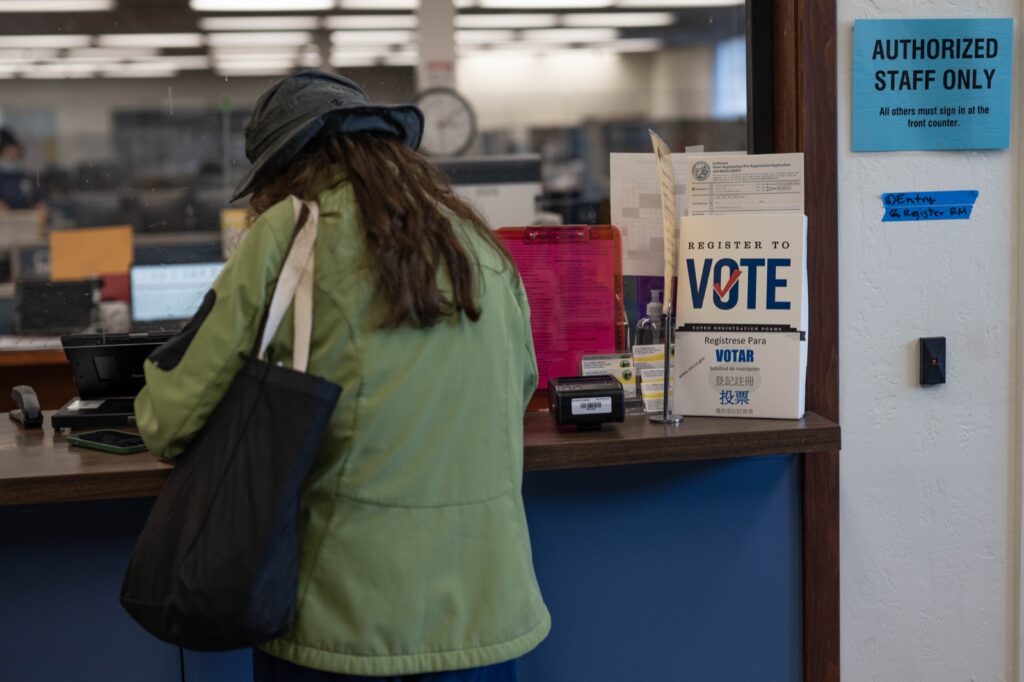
[547,375,625,431]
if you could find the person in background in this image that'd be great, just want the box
[0,127,42,213]
[134,70,549,682]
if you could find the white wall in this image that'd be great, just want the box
[457,51,654,130]
[649,45,716,120]
[457,44,717,131]
[838,2,1021,681]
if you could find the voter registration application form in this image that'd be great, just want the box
[686,153,804,216]
[610,153,689,277]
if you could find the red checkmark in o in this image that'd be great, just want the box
[713,269,742,298]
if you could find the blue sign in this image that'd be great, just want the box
[853,19,1013,151]
[880,190,979,222]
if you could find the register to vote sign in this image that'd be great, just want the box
[853,18,1013,151]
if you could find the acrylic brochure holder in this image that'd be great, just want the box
[497,225,625,397]
[673,213,808,419]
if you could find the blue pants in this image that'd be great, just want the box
[252,649,519,682]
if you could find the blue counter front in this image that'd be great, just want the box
[0,454,802,681]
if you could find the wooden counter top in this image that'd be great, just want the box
[523,410,840,470]
[0,349,67,368]
[0,411,840,507]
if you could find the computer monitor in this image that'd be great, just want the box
[130,262,224,327]
[438,155,542,229]
[15,279,100,335]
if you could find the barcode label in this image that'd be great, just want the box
[571,397,612,415]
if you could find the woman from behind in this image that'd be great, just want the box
[135,70,549,682]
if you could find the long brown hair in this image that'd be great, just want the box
[250,132,512,328]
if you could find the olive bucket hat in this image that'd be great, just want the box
[231,69,424,201]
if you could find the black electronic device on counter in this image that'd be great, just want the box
[10,385,42,428]
[14,279,101,335]
[547,375,625,431]
[51,331,174,430]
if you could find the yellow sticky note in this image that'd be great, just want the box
[50,225,133,281]
[221,208,248,259]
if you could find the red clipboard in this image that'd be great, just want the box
[497,225,625,394]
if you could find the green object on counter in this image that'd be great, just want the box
[68,430,146,455]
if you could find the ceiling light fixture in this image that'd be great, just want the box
[22,71,94,79]
[592,37,663,51]
[331,49,385,59]
[99,33,204,48]
[456,30,517,44]
[338,0,417,8]
[130,55,211,70]
[330,47,417,65]
[478,0,611,8]
[63,54,131,63]
[325,15,418,30]
[330,30,414,45]
[198,16,320,31]
[0,49,59,62]
[214,59,297,75]
[192,0,331,11]
[381,53,417,66]
[103,66,178,78]
[562,11,673,27]
[211,49,299,61]
[332,42,416,52]
[330,57,379,68]
[0,0,114,11]
[458,41,569,54]
[68,47,157,58]
[520,27,618,41]
[455,13,557,29]
[29,61,101,73]
[207,31,312,47]
[211,45,300,55]
[215,65,294,77]
[616,0,742,6]
[0,35,91,48]
[215,60,295,69]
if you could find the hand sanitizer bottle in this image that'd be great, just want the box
[635,289,665,346]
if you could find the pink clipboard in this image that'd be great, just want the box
[497,225,625,393]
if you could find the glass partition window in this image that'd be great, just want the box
[0,0,745,339]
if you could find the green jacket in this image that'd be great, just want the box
[135,183,550,676]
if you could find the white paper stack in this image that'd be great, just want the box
[672,214,808,419]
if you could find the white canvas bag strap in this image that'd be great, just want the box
[291,199,315,373]
[257,196,318,372]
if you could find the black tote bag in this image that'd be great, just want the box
[121,198,341,651]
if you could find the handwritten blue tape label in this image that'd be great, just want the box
[881,190,978,221]
[883,205,974,222]
[882,190,979,207]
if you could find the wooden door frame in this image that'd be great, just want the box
[763,0,840,680]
